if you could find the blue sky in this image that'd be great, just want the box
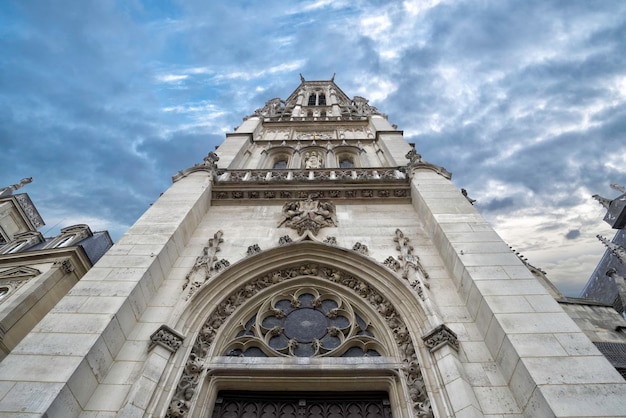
[1,0,625,296]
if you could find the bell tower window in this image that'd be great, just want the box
[273,160,288,169]
[339,158,355,169]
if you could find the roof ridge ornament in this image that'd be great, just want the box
[597,235,626,265]
[403,147,452,180]
[172,152,220,183]
[594,184,626,228]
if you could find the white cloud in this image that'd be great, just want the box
[155,74,189,83]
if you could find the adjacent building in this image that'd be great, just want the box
[0,179,112,360]
[0,77,624,417]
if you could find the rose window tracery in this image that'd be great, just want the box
[224,287,383,358]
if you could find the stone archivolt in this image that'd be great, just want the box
[166,261,432,418]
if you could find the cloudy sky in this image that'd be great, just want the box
[1,0,625,296]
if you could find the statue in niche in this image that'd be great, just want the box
[304,151,322,169]
[278,195,337,235]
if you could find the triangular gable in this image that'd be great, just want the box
[0,266,41,280]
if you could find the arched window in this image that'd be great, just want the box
[339,158,355,169]
[273,160,288,169]
[318,93,326,106]
[308,94,317,106]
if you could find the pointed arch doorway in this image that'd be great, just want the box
[160,241,440,418]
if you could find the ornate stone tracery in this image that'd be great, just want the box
[166,261,432,418]
[224,286,383,358]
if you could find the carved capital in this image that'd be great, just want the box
[422,324,459,353]
[150,325,185,353]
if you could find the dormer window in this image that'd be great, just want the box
[0,231,44,254]
[3,241,27,254]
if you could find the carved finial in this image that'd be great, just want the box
[597,235,626,264]
[331,73,335,82]
[592,194,612,209]
[461,189,476,205]
[300,73,305,83]
[610,183,626,193]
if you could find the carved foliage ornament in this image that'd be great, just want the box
[421,324,459,353]
[150,325,185,353]
[166,263,432,418]
[277,195,337,236]
[183,231,230,301]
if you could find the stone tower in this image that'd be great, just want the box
[0,77,624,417]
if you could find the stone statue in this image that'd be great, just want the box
[304,151,322,169]
[0,177,33,198]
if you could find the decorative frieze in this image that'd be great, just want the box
[422,324,459,353]
[149,325,185,353]
[213,186,409,202]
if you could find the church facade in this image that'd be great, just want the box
[0,77,624,417]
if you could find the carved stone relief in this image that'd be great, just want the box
[389,229,429,300]
[166,262,432,418]
[183,231,230,301]
[421,324,459,353]
[352,242,369,255]
[150,325,185,353]
[246,244,261,257]
[277,195,337,236]
[53,258,75,274]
